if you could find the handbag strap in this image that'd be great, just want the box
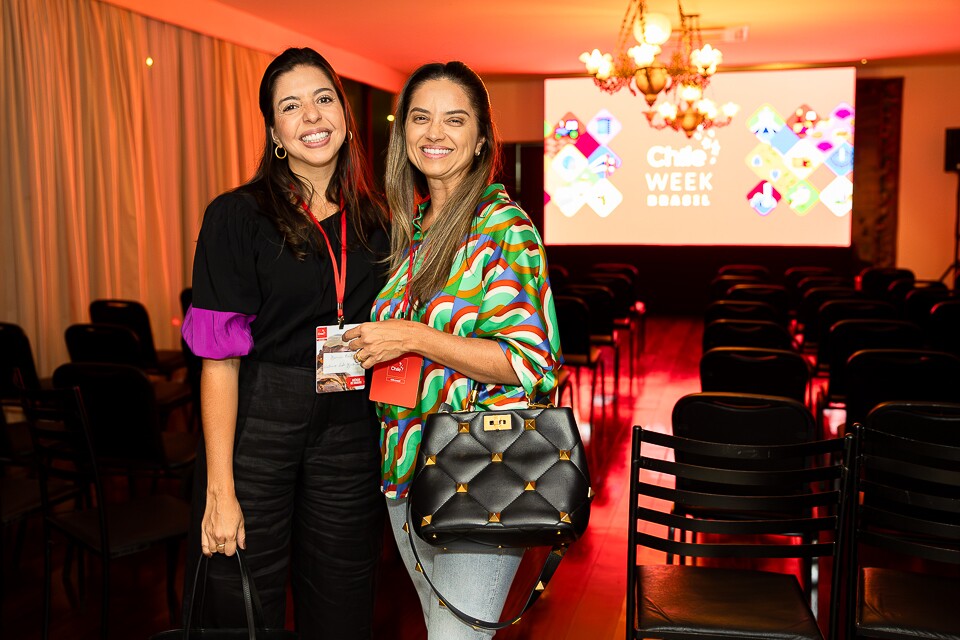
[183,549,266,640]
[403,498,567,631]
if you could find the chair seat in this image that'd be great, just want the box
[51,494,190,558]
[153,379,192,412]
[859,567,960,639]
[155,349,186,377]
[2,477,79,524]
[562,346,602,367]
[635,564,822,640]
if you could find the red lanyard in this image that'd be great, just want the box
[302,196,348,328]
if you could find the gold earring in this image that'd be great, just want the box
[348,131,354,141]
[274,145,287,160]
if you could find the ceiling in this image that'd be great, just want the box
[105,0,960,89]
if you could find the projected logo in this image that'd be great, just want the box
[544,109,624,218]
[745,102,854,218]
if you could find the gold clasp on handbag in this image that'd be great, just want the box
[483,414,511,431]
[525,392,554,410]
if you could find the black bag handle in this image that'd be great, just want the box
[404,498,567,631]
[182,549,266,640]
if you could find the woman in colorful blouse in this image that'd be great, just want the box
[344,61,561,638]
[181,48,388,637]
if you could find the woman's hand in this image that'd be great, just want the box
[201,489,246,557]
[343,319,418,369]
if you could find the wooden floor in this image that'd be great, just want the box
[1,315,704,639]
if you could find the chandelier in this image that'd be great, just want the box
[580,0,739,137]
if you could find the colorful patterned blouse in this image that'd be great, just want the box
[372,184,561,499]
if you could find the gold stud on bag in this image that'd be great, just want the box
[404,381,592,632]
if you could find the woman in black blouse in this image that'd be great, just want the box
[181,47,388,638]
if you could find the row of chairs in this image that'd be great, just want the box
[627,398,960,640]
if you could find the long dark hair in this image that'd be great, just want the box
[245,47,386,259]
[385,61,501,307]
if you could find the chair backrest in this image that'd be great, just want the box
[847,412,960,635]
[797,286,859,340]
[0,322,42,403]
[704,299,786,327]
[725,284,789,317]
[585,272,634,317]
[702,319,793,351]
[590,262,639,296]
[52,363,167,468]
[716,264,770,279]
[65,323,144,367]
[845,349,960,428]
[672,391,816,447]
[19,386,98,519]
[628,425,852,639]
[89,299,160,368]
[903,287,953,328]
[784,265,835,290]
[564,284,615,334]
[928,299,960,356]
[859,267,914,300]
[554,295,592,358]
[822,321,924,399]
[700,348,810,403]
[814,299,900,366]
[709,274,764,301]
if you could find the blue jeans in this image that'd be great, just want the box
[386,497,524,639]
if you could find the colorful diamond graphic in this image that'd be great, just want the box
[770,126,800,155]
[746,143,789,184]
[820,176,853,217]
[586,180,623,218]
[782,138,825,181]
[784,180,819,216]
[551,182,592,217]
[786,104,821,137]
[550,145,589,183]
[587,109,622,145]
[587,146,622,179]
[747,181,781,216]
[748,104,786,143]
[574,132,601,159]
[824,142,853,177]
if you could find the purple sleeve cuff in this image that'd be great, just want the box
[182,305,256,359]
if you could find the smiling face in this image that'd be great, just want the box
[404,78,485,195]
[271,64,346,182]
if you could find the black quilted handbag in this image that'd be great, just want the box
[405,389,592,630]
[151,550,297,640]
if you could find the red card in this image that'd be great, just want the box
[369,354,423,408]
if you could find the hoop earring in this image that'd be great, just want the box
[274,145,287,160]
[348,131,354,141]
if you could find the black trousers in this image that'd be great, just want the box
[183,360,384,638]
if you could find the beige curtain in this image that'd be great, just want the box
[1,0,272,375]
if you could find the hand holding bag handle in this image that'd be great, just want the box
[152,549,296,639]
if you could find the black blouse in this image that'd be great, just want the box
[184,189,389,368]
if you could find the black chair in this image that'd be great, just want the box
[20,386,190,639]
[726,284,790,321]
[64,323,192,423]
[627,425,851,640]
[705,299,786,327]
[566,284,622,402]
[796,286,859,350]
[859,267,914,300]
[845,406,960,639]
[51,363,197,481]
[554,295,607,440]
[89,299,185,378]
[0,322,49,407]
[590,266,647,353]
[929,299,960,356]
[785,266,837,313]
[813,300,900,372]
[844,349,960,429]
[716,264,771,279]
[903,287,953,328]
[709,274,764,301]
[702,319,794,351]
[588,271,640,384]
[700,348,810,403]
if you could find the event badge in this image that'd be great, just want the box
[316,325,366,393]
[369,354,423,408]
